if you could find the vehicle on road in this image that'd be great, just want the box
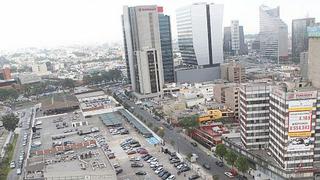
[202,163,211,170]
[215,161,224,167]
[225,172,235,178]
[190,142,197,147]
[16,168,22,175]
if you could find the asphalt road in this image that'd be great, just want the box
[117,95,230,179]
[7,108,33,180]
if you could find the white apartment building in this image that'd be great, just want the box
[240,83,270,150]
[176,3,223,66]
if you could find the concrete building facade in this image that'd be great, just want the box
[269,86,317,177]
[220,61,246,83]
[214,83,240,120]
[176,3,224,66]
[307,26,320,89]
[239,83,270,150]
[122,5,164,97]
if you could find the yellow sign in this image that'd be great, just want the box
[288,107,313,112]
[288,132,311,137]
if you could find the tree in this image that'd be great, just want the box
[157,128,165,138]
[0,89,18,101]
[225,150,238,167]
[179,115,199,129]
[61,78,75,89]
[215,144,227,159]
[153,126,159,133]
[235,156,249,175]
[1,113,19,131]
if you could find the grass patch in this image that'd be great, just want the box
[0,133,18,180]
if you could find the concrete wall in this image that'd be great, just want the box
[175,65,221,83]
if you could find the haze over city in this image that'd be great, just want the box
[1,0,320,180]
[0,0,319,49]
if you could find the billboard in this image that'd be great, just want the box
[307,26,320,38]
[288,111,312,137]
[288,100,315,112]
[288,137,313,152]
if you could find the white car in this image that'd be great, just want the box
[155,167,163,174]
[224,172,234,178]
[9,161,15,169]
[16,168,21,175]
[166,175,175,180]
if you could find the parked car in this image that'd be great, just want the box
[116,168,123,175]
[136,171,147,175]
[10,161,15,169]
[131,163,144,168]
[188,174,200,180]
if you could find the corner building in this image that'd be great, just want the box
[269,86,318,178]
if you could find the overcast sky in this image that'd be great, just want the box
[0,0,319,50]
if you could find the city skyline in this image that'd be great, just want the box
[0,0,319,50]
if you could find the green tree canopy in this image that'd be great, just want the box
[61,78,75,89]
[225,150,238,167]
[179,115,199,129]
[235,156,249,174]
[215,144,227,159]
[0,89,18,102]
[1,113,19,131]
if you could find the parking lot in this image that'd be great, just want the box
[26,111,117,179]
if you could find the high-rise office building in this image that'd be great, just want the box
[239,26,248,55]
[158,12,175,83]
[122,5,164,97]
[307,25,320,89]
[223,27,232,56]
[239,83,270,150]
[231,20,240,55]
[176,3,224,66]
[223,21,247,56]
[259,5,288,62]
[292,18,315,64]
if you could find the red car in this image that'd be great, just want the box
[137,148,148,154]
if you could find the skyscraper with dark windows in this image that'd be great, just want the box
[292,18,315,63]
[158,13,175,83]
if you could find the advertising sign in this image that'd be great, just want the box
[286,91,317,100]
[288,111,312,137]
[308,26,320,38]
[288,137,313,152]
[288,100,315,112]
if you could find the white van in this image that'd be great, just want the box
[16,168,21,175]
